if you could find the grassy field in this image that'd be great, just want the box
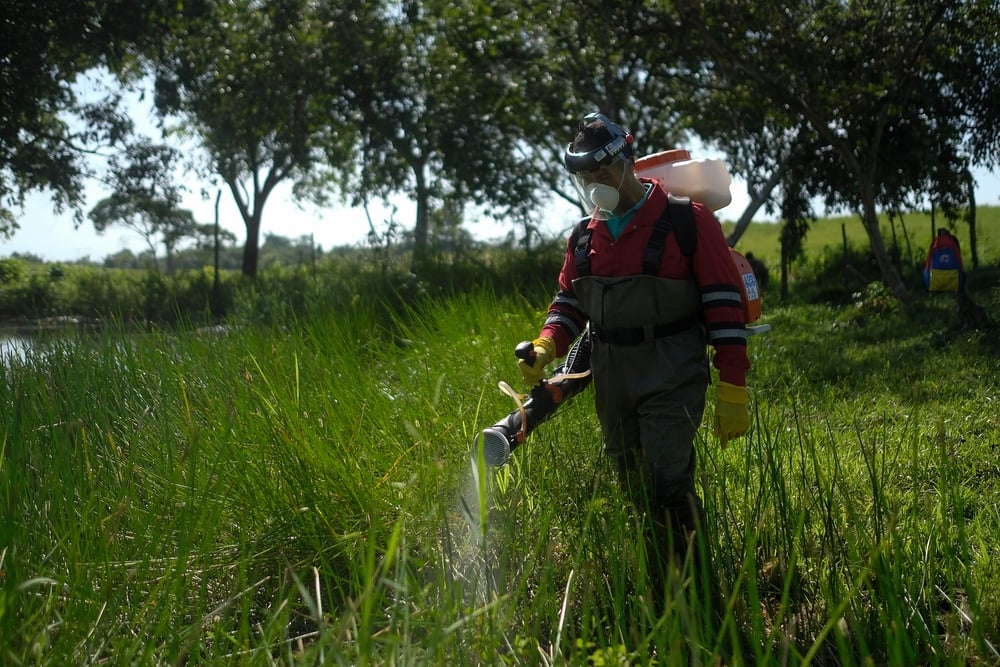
[723,205,1000,290]
[2,210,999,664]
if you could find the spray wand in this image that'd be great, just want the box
[473,317,773,467]
[474,328,593,467]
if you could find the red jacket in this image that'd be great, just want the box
[540,180,750,386]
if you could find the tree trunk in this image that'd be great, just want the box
[859,188,908,300]
[213,190,222,316]
[242,214,261,278]
[410,163,430,274]
[955,290,988,329]
[966,168,979,269]
[726,167,783,247]
[779,247,789,299]
[228,166,283,279]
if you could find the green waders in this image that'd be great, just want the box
[573,273,716,608]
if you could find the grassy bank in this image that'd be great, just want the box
[2,258,999,664]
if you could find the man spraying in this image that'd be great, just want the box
[516,112,752,599]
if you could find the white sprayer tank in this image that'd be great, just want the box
[634,149,733,212]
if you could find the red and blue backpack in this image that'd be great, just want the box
[922,230,965,292]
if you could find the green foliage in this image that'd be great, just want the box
[11,273,66,319]
[672,0,1000,296]
[5,0,999,294]
[726,204,1000,305]
[0,264,232,325]
[87,139,199,269]
[1,204,997,331]
[343,0,570,270]
[0,1,180,231]
[0,258,25,284]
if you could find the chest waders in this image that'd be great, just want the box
[573,274,708,511]
[575,197,712,577]
[475,194,727,614]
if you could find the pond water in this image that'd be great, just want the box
[0,333,35,362]
[0,325,82,363]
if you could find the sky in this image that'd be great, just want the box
[5,71,999,262]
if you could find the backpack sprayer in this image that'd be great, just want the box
[473,149,770,467]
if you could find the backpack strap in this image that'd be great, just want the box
[570,216,593,276]
[669,194,697,259]
[573,195,697,277]
[642,210,673,274]
[641,194,696,274]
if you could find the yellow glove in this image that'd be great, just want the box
[516,336,556,386]
[714,381,750,448]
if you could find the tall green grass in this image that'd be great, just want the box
[2,272,999,663]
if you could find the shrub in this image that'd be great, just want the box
[0,258,26,284]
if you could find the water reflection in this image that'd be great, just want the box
[0,326,78,363]
[0,333,33,362]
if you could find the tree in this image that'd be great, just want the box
[150,0,364,278]
[88,140,196,273]
[671,0,1000,300]
[510,0,693,219]
[0,0,173,235]
[102,248,141,270]
[342,0,568,271]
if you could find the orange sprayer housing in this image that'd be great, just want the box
[729,249,762,323]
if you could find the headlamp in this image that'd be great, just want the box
[564,112,634,174]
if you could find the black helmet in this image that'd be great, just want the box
[564,112,634,173]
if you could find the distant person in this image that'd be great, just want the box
[922,228,965,292]
[514,112,751,607]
